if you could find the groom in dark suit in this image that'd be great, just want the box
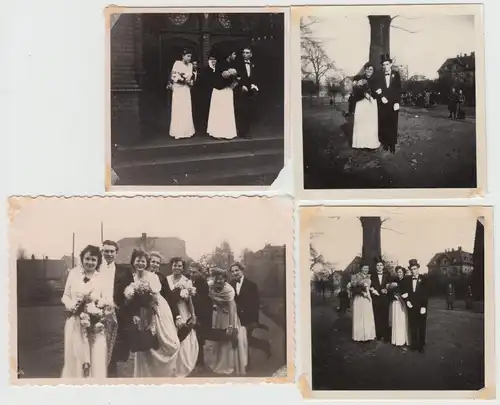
[235,47,259,138]
[100,240,134,378]
[401,259,429,353]
[229,262,271,370]
[375,53,402,153]
[369,256,391,341]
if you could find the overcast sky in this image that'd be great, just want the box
[310,212,478,273]
[305,12,476,78]
[11,197,291,261]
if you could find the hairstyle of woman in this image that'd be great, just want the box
[149,251,164,262]
[130,248,151,268]
[211,267,229,281]
[79,245,103,269]
[169,256,186,268]
[363,62,374,71]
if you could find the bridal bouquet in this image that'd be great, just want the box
[124,280,158,309]
[222,68,240,89]
[71,293,115,337]
[173,280,197,300]
[349,278,370,298]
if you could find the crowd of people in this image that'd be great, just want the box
[60,240,271,379]
[167,46,260,140]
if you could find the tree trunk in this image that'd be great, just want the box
[472,218,484,300]
[360,217,382,264]
[368,16,391,68]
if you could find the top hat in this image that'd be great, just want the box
[380,53,393,64]
[408,259,420,269]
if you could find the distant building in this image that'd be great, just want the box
[115,233,187,265]
[438,52,475,87]
[427,246,474,278]
[342,256,362,286]
[437,52,476,104]
[394,64,409,81]
[242,244,286,299]
[409,74,428,82]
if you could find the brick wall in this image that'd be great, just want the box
[110,14,143,146]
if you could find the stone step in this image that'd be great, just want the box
[113,135,284,163]
[116,163,283,186]
[114,148,283,186]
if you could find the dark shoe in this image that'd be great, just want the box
[418,347,425,353]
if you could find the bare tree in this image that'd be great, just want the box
[302,40,335,94]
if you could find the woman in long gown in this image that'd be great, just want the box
[388,266,410,347]
[352,62,380,150]
[61,245,108,379]
[166,257,199,377]
[169,49,196,139]
[127,249,180,377]
[206,268,248,376]
[207,50,238,140]
[348,262,376,342]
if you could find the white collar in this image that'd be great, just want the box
[237,276,245,284]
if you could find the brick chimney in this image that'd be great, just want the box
[140,233,147,250]
[458,246,462,251]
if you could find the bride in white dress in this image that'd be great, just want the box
[129,250,180,377]
[207,50,238,140]
[352,62,380,150]
[61,245,108,379]
[169,49,196,139]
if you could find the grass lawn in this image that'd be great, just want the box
[17,305,285,379]
[302,101,477,189]
[310,294,485,391]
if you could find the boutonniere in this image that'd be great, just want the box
[391,73,395,79]
[418,278,422,284]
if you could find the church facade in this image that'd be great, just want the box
[110,12,285,146]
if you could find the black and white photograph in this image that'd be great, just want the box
[300,206,494,399]
[297,5,485,197]
[107,8,287,188]
[10,196,292,384]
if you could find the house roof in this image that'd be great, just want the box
[438,54,475,73]
[427,249,474,267]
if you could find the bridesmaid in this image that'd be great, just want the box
[166,257,199,376]
[388,266,410,347]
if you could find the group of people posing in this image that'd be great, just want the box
[349,53,402,154]
[345,257,429,353]
[168,47,259,140]
[61,240,269,379]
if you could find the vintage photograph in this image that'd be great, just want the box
[300,206,494,399]
[9,196,292,384]
[107,8,287,188]
[296,5,485,197]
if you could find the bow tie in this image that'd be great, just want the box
[385,73,391,76]
[245,61,251,65]
[412,277,418,280]
[83,277,90,283]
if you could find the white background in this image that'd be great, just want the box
[2,0,499,403]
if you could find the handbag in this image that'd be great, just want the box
[129,326,160,353]
[177,317,194,343]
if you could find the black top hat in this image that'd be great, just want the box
[380,53,393,64]
[408,259,420,269]
[373,256,384,265]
